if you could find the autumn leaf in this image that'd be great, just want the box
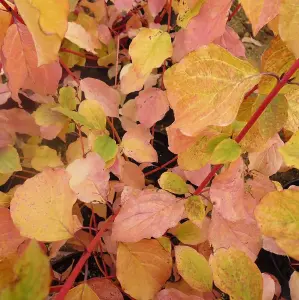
[116,239,172,300]
[279,130,299,168]
[155,288,204,300]
[175,246,213,292]
[158,172,188,195]
[240,0,280,35]
[14,0,69,65]
[279,0,299,58]
[290,271,299,300]
[0,146,22,174]
[176,0,205,28]
[58,86,77,110]
[0,10,11,47]
[164,44,260,136]
[148,0,167,17]
[129,28,173,76]
[210,248,263,300]
[87,278,124,300]
[64,283,99,300]
[10,168,81,241]
[0,240,51,300]
[59,39,86,68]
[184,195,206,223]
[112,187,185,242]
[94,135,118,162]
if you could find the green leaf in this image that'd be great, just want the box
[158,172,188,195]
[184,195,206,223]
[94,135,118,162]
[58,86,77,110]
[206,133,230,153]
[210,138,242,164]
[78,100,106,130]
[210,247,263,300]
[254,190,299,240]
[173,221,205,245]
[33,104,67,126]
[0,240,51,300]
[175,245,213,292]
[59,39,86,68]
[279,130,299,168]
[0,146,22,174]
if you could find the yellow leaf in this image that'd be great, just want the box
[175,245,213,292]
[0,255,17,291]
[255,190,299,240]
[172,221,206,245]
[33,104,67,127]
[279,0,299,58]
[158,172,188,195]
[59,86,78,110]
[66,138,90,164]
[276,238,299,260]
[279,130,299,168]
[0,10,11,47]
[65,283,99,300]
[10,168,81,241]
[15,0,69,65]
[59,39,86,68]
[259,36,299,94]
[31,146,63,171]
[184,195,206,223]
[285,89,299,132]
[117,239,172,300]
[177,0,205,28]
[164,44,260,136]
[79,0,107,23]
[0,146,22,174]
[129,28,173,76]
[0,173,12,186]
[210,247,263,300]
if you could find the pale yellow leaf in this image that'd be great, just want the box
[285,89,299,132]
[279,130,299,168]
[65,283,99,300]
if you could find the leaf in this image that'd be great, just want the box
[66,152,109,203]
[66,138,90,164]
[94,135,118,162]
[58,86,77,110]
[10,168,80,241]
[255,190,299,240]
[279,0,299,58]
[214,26,246,57]
[65,22,101,54]
[81,78,121,117]
[0,173,12,187]
[33,104,67,126]
[210,138,242,164]
[86,278,123,300]
[290,271,299,300]
[1,24,62,102]
[275,238,299,260]
[248,134,284,176]
[262,273,276,300]
[14,0,69,65]
[78,100,107,130]
[59,39,86,68]
[129,28,173,76]
[0,240,51,300]
[158,172,188,195]
[0,10,11,47]
[210,247,263,300]
[259,36,299,94]
[175,245,213,292]
[31,146,63,171]
[0,208,26,258]
[0,146,22,174]
[114,0,134,11]
[184,164,211,187]
[210,158,248,221]
[121,126,158,163]
[120,161,145,189]
[112,187,185,242]
[116,239,172,300]
[164,44,260,136]
[0,83,11,106]
[136,88,169,128]
[172,0,232,62]
[155,288,204,300]
[176,0,205,28]
[285,89,299,132]
[185,196,206,223]
[209,211,262,261]
[148,0,167,17]
[240,0,280,35]
[279,130,299,168]
[65,283,99,300]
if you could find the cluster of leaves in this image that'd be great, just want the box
[1,0,299,299]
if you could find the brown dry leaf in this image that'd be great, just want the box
[87,278,123,300]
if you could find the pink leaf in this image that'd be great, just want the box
[120,160,145,189]
[167,127,197,154]
[262,273,276,300]
[0,108,40,136]
[213,26,246,57]
[248,134,284,176]
[0,130,15,148]
[209,210,262,261]
[66,152,110,203]
[40,124,63,140]
[98,24,112,45]
[80,77,121,117]
[136,88,169,128]
[262,236,286,256]
[148,0,167,17]
[0,83,11,105]
[87,278,124,300]
[210,158,248,221]
[1,24,61,103]
[155,288,204,300]
[112,187,185,242]
[172,0,231,62]
[184,164,211,187]
[0,208,26,257]
[114,0,134,11]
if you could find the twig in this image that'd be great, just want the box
[228,3,241,22]
[0,0,24,24]
[107,117,121,144]
[59,58,80,85]
[144,156,178,176]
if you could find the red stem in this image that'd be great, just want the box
[60,48,98,61]
[59,59,80,85]
[55,213,118,300]
[0,0,24,24]
[228,3,241,22]
[194,59,299,195]
[144,155,178,176]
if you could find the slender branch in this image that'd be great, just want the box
[114,35,120,87]
[59,58,80,85]
[144,155,178,176]
[228,3,241,22]
[194,59,299,195]
[55,213,118,300]
[0,0,24,24]
[107,117,121,144]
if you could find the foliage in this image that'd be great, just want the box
[0,0,299,299]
